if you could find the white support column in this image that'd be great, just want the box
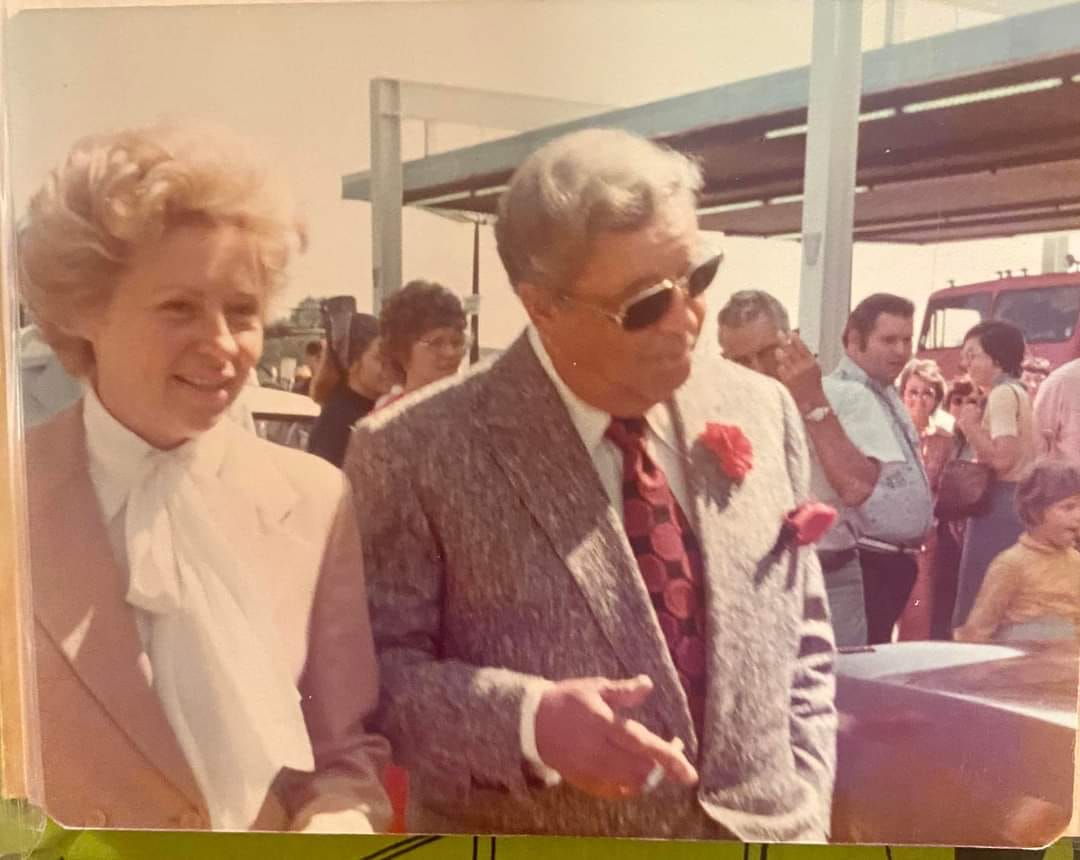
[370,78,403,315]
[798,0,864,373]
[1041,234,1070,274]
[884,0,906,46]
[365,79,610,315]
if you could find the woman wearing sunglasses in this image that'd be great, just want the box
[374,279,468,412]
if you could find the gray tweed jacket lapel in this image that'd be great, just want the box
[668,361,747,755]
[475,334,693,744]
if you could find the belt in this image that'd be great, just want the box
[857,537,922,556]
[817,548,857,573]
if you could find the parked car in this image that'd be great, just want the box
[832,640,1077,847]
[239,384,319,450]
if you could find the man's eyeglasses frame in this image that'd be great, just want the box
[557,252,723,333]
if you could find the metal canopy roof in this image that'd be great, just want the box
[342,3,1080,244]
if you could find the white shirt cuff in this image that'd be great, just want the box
[301,809,374,834]
[520,679,562,787]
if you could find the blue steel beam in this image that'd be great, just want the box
[341,2,1080,203]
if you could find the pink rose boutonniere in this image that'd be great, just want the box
[699,421,754,483]
[772,501,837,556]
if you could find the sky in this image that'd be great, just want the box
[5,0,1075,366]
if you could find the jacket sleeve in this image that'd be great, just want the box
[344,420,547,802]
[779,386,839,836]
[279,471,394,832]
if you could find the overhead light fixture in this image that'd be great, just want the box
[763,108,897,141]
[946,205,1056,224]
[764,124,808,140]
[900,78,1063,114]
[1072,73,1080,83]
[768,193,804,205]
[418,206,498,226]
[419,184,508,207]
[698,200,765,215]
[855,216,945,233]
[420,190,474,206]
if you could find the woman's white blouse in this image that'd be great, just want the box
[82,388,315,830]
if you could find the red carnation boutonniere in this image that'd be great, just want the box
[772,501,838,556]
[699,421,754,483]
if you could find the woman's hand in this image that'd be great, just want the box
[955,402,983,438]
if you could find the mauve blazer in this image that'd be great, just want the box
[346,333,837,841]
[26,401,391,831]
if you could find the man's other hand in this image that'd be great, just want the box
[775,334,827,412]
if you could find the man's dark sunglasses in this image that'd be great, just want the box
[560,252,723,332]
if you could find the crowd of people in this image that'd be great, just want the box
[12,120,1079,845]
[717,290,1080,647]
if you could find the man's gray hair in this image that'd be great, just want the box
[494,128,703,291]
[717,290,791,333]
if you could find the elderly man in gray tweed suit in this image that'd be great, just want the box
[346,128,837,840]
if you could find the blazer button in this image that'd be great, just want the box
[86,809,107,827]
[179,810,205,828]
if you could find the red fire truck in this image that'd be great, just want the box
[917,270,1080,379]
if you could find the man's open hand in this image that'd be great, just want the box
[534,674,698,799]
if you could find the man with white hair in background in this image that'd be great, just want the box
[717,289,791,380]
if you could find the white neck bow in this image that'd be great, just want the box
[84,390,314,829]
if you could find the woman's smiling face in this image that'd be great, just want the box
[83,222,265,449]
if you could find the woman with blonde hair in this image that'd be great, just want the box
[18,125,390,832]
[896,358,955,639]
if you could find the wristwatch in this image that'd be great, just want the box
[802,405,834,423]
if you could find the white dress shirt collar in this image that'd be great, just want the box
[83,385,228,522]
[526,325,677,452]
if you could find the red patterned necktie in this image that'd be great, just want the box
[606,417,707,737]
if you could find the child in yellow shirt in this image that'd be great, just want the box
[954,460,1080,642]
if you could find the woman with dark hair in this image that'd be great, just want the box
[946,376,977,422]
[366,280,467,830]
[951,320,1039,630]
[377,280,468,410]
[307,313,392,467]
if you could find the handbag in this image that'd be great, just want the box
[933,379,1023,520]
[934,457,993,521]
